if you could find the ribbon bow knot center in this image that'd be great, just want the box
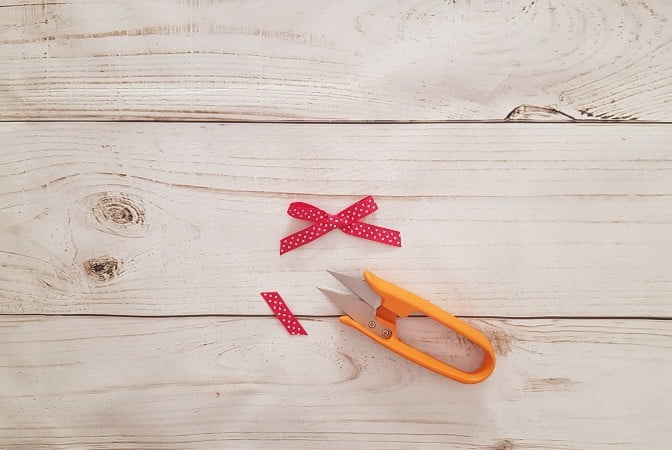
[323,214,350,227]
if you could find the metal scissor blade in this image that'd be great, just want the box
[318,287,376,327]
[327,270,381,309]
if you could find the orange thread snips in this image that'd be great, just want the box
[319,271,495,384]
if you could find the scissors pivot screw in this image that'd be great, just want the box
[381,329,391,338]
[367,321,376,328]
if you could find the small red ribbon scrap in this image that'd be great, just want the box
[261,292,307,335]
[280,196,401,254]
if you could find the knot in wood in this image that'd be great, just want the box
[83,256,121,282]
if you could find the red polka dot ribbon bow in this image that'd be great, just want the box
[280,196,402,254]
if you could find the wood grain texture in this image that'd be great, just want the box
[1,0,671,121]
[1,122,671,316]
[1,316,670,449]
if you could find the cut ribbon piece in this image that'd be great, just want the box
[261,292,307,335]
[280,196,401,254]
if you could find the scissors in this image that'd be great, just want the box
[319,270,496,384]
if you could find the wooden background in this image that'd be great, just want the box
[1,1,671,449]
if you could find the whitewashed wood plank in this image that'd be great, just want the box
[0,0,671,120]
[0,316,670,449]
[1,122,671,316]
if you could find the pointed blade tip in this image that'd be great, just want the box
[316,286,330,295]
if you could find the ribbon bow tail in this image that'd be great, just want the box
[279,223,334,254]
[340,222,402,248]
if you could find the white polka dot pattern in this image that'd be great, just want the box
[260,292,308,335]
[279,196,402,254]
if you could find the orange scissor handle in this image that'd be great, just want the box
[339,271,496,384]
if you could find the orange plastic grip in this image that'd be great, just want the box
[339,271,496,384]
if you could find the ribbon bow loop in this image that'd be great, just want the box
[286,202,329,222]
[280,196,401,254]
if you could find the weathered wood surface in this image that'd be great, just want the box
[1,122,671,316]
[1,316,670,449]
[1,0,671,121]
[2,2,672,447]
